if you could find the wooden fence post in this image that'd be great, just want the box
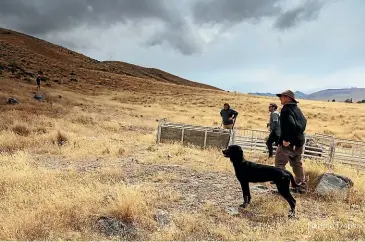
[181,128,185,144]
[156,124,162,144]
[203,130,208,149]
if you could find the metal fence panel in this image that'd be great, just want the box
[156,121,365,168]
[157,119,233,149]
[333,139,365,167]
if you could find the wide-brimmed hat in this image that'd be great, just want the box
[276,90,298,103]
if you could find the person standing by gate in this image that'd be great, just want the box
[220,103,238,129]
[266,103,281,158]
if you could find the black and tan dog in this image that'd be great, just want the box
[222,145,298,217]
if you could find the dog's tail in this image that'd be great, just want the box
[284,170,299,187]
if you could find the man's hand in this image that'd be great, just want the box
[229,117,233,121]
[283,140,290,147]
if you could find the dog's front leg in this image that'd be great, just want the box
[239,181,250,208]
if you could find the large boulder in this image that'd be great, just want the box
[315,172,354,200]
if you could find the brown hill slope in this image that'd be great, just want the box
[0,27,219,91]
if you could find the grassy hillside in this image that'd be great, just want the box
[1,75,365,240]
[0,27,219,92]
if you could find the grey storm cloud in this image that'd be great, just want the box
[192,0,282,24]
[192,0,327,29]
[0,0,327,55]
[274,0,324,29]
[0,0,171,34]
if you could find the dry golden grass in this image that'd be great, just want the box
[1,77,365,240]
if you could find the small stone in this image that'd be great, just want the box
[34,93,43,100]
[7,97,19,104]
[168,154,172,159]
[155,209,172,227]
[226,207,240,216]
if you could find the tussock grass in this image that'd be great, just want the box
[1,77,365,240]
[12,123,31,136]
[0,152,157,240]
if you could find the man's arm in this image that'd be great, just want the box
[230,109,238,119]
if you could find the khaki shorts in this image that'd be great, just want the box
[223,124,233,129]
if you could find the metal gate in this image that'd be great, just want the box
[232,129,335,163]
[333,139,365,168]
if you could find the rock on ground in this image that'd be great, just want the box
[7,97,19,104]
[155,209,175,229]
[96,216,127,237]
[34,93,43,100]
[315,172,354,200]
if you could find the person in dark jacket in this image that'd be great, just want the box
[220,103,238,129]
[266,103,281,158]
[275,90,307,194]
[36,71,43,89]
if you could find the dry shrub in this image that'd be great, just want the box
[172,213,213,240]
[105,188,154,226]
[12,124,31,136]
[118,147,126,155]
[93,167,125,185]
[34,127,47,134]
[53,130,68,145]
[0,113,14,131]
[0,132,29,153]
[102,148,111,155]
[72,115,96,125]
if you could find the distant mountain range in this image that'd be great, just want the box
[248,88,365,102]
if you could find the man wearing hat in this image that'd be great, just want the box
[266,103,281,158]
[275,90,308,194]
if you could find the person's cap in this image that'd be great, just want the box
[276,90,298,103]
[269,103,278,109]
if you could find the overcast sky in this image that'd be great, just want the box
[1,0,364,93]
